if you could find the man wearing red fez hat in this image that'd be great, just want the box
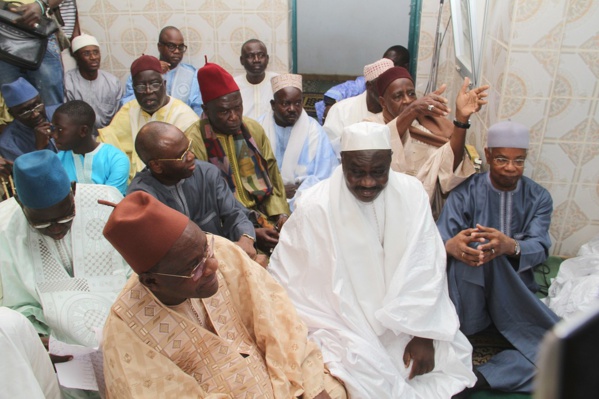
[371,67,489,218]
[101,191,347,398]
[99,54,199,181]
[186,60,290,254]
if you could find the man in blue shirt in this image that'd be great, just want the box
[121,26,203,114]
[437,121,559,394]
[0,77,57,161]
[52,100,130,195]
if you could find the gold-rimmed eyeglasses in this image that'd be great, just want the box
[153,139,193,163]
[151,234,214,281]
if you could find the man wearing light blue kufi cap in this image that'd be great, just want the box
[437,120,559,394]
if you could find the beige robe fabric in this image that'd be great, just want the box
[102,236,345,399]
[368,113,475,218]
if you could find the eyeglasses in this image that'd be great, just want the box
[30,212,76,229]
[17,103,44,118]
[152,234,214,281]
[159,42,188,53]
[492,157,526,168]
[153,139,193,163]
[133,81,163,94]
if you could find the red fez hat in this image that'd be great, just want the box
[376,67,413,97]
[131,55,162,77]
[102,191,189,274]
[197,60,239,103]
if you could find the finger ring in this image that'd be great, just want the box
[491,248,495,254]
[46,129,51,134]
[34,23,40,29]
[461,252,465,258]
[427,104,434,111]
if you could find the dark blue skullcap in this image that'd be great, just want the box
[13,150,71,209]
[1,77,39,107]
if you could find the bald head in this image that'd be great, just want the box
[135,121,185,164]
[159,26,181,42]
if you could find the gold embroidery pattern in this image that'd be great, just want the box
[111,271,273,397]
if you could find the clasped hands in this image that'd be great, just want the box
[446,224,513,267]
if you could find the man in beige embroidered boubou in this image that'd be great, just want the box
[371,67,489,218]
[101,191,346,399]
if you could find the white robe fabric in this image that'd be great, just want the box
[322,92,378,158]
[269,166,475,398]
[234,71,279,120]
[0,307,61,399]
[0,184,131,346]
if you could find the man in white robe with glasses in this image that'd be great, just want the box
[0,150,130,348]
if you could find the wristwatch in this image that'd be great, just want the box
[513,240,521,256]
[453,119,471,129]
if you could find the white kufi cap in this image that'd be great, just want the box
[71,34,100,53]
[341,122,391,152]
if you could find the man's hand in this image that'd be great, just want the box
[445,228,486,267]
[34,121,53,150]
[14,3,43,28]
[403,336,435,379]
[235,235,257,262]
[255,227,279,253]
[284,183,298,199]
[0,157,13,180]
[455,77,489,122]
[412,84,451,118]
[275,214,289,232]
[446,224,513,267]
[472,224,514,262]
[40,336,73,366]
[159,60,171,74]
